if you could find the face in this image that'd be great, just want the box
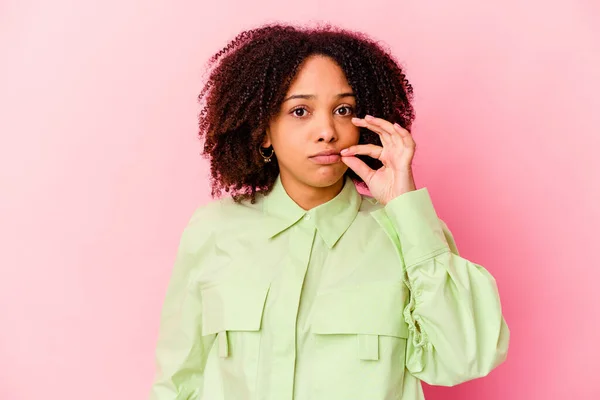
[263,55,360,190]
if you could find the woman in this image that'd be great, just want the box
[149,23,510,400]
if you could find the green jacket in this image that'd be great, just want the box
[149,175,509,399]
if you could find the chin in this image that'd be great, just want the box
[308,167,347,188]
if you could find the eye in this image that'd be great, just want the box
[290,106,309,118]
[336,105,355,116]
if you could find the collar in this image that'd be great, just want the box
[262,175,362,248]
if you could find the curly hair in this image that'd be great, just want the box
[197,22,415,203]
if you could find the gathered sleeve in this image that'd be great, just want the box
[374,188,510,386]
[148,208,217,400]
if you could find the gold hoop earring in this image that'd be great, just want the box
[259,146,274,163]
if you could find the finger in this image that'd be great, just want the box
[403,134,416,151]
[357,116,406,148]
[365,116,406,147]
[364,115,398,136]
[340,144,383,159]
[341,155,375,184]
[351,117,393,147]
[392,122,410,137]
[393,123,416,150]
[351,116,388,135]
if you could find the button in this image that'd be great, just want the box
[304,214,311,220]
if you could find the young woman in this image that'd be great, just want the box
[149,23,509,400]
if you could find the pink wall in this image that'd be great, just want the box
[1,1,598,399]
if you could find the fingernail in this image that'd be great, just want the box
[394,123,402,129]
[365,114,374,120]
[340,149,348,154]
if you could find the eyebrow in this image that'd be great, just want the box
[282,92,356,103]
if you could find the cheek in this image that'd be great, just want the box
[345,127,361,145]
[271,131,304,158]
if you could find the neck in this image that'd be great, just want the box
[280,174,345,211]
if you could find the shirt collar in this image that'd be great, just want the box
[262,174,362,248]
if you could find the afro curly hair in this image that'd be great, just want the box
[197,22,415,203]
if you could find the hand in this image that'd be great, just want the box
[340,114,417,205]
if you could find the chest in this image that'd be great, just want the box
[196,217,411,399]
[195,216,408,291]
[196,216,410,338]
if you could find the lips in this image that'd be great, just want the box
[309,149,341,165]
[310,149,340,157]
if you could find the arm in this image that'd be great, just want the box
[148,209,217,399]
[376,188,510,386]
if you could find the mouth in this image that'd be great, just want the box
[309,150,342,165]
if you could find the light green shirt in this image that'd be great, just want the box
[149,175,509,400]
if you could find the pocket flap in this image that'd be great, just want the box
[201,283,270,336]
[311,283,408,338]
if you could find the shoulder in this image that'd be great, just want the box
[356,189,448,227]
[358,193,385,213]
[181,194,265,242]
[350,193,387,230]
[357,189,456,249]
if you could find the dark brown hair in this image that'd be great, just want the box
[198,22,415,203]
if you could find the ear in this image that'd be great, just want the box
[262,129,272,148]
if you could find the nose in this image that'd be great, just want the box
[315,114,338,143]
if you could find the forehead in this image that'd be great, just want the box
[286,55,352,94]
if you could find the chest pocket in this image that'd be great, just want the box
[201,283,270,358]
[311,283,409,360]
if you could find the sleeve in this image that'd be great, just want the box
[148,209,217,400]
[382,188,510,387]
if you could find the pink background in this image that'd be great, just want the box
[1,0,599,399]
